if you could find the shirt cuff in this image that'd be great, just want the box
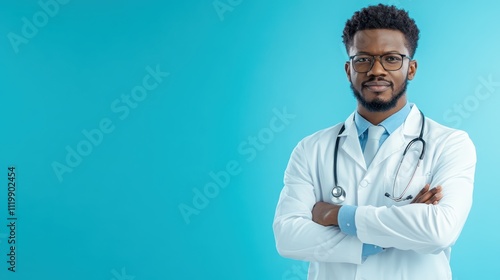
[362,243,385,262]
[338,205,357,236]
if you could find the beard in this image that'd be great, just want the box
[350,78,409,112]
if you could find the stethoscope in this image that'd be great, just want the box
[327,110,426,204]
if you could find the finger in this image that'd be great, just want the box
[433,191,443,202]
[423,186,443,203]
[422,190,443,205]
[411,184,430,203]
[434,185,443,193]
[415,185,438,204]
[415,186,443,204]
[429,192,443,205]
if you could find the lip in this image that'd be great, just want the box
[365,85,391,92]
[363,81,392,92]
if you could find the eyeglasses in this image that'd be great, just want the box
[349,53,411,73]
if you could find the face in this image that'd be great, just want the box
[345,29,417,112]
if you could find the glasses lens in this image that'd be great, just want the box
[381,54,404,71]
[352,54,404,72]
[352,55,373,72]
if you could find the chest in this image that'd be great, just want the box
[313,135,433,207]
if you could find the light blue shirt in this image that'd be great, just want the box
[356,102,412,152]
[338,102,412,260]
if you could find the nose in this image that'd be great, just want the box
[367,57,387,76]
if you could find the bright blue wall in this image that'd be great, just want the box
[0,1,498,279]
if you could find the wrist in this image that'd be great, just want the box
[326,205,340,226]
[312,202,342,226]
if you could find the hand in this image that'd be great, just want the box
[312,202,341,226]
[411,184,443,205]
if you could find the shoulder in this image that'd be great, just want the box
[424,116,476,155]
[425,117,472,141]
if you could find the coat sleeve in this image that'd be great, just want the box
[273,140,364,264]
[355,130,476,254]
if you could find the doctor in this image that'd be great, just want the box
[273,4,476,280]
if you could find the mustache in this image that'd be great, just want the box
[362,78,393,87]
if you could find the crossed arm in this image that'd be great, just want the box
[312,184,443,226]
[273,131,475,264]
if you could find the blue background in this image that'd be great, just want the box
[0,0,498,279]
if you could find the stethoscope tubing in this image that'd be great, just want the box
[324,110,426,204]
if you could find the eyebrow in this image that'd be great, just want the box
[354,51,402,55]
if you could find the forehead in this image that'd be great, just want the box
[350,29,409,55]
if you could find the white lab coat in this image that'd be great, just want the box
[273,105,476,280]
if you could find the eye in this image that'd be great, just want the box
[384,55,402,63]
[354,56,372,63]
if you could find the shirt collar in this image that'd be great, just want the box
[354,102,412,137]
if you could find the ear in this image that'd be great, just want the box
[345,61,351,82]
[407,59,417,80]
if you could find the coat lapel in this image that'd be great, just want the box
[339,112,366,170]
[370,105,423,168]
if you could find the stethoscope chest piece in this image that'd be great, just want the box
[326,109,426,204]
[331,186,346,204]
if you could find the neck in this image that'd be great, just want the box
[357,97,407,125]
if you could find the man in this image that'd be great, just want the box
[273,4,476,280]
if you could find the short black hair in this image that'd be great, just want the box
[342,4,420,57]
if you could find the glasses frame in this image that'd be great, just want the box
[349,53,412,73]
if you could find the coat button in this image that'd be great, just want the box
[360,180,369,188]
